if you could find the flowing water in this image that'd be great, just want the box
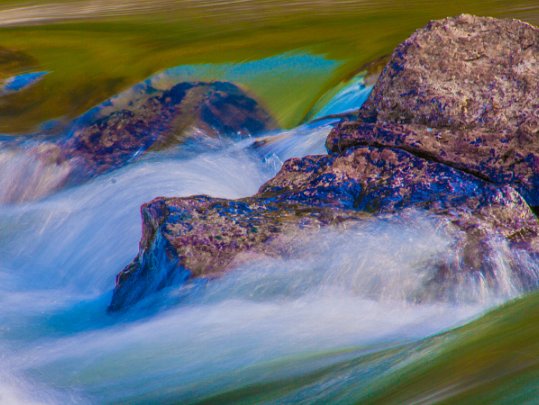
[1,1,539,404]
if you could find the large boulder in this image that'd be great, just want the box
[109,15,539,311]
[110,145,539,310]
[327,14,539,205]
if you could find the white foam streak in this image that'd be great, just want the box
[0,121,534,403]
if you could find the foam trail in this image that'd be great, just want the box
[0,220,474,400]
[1,200,528,403]
[0,58,534,403]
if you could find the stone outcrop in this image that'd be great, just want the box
[110,145,539,310]
[327,14,539,205]
[110,15,539,311]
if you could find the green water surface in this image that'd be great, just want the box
[0,0,538,132]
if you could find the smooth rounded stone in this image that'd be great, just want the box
[61,80,277,178]
[362,14,538,132]
[110,146,539,311]
[328,14,539,205]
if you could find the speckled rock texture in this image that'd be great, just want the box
[61,80,277,179]
[110,145,539,311]
[327,14,539,205]
[1,80,276,203]
[110,15,539,311]
[109,195,369,311]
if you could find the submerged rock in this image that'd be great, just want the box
[111,145,539,310]
[0,80,276,203]
[327,14,539,205]
[110,15,539,311]
[61,80,277,179]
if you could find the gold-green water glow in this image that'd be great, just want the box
[0,0,538,132]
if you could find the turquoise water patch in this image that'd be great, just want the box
[155,53,339,88]
[1,71,48,95]
[312,74,372,119]
[69,52,341,129]
[307,72,373,120]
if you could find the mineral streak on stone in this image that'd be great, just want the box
[110,15,539,311]
[61,80,277,179]
[327,14,539,205]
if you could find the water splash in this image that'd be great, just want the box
[309,73,373,119]
[0,47,537,403]
[0,134,534,402]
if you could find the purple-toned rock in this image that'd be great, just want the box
[328,14,539,205]
[109,15,539,311]
[327,121,539,204]
[61,80,277,179]
[109,195,368,311]
[0,80,276,203]
[110,145,539,310]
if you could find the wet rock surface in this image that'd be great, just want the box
[327,121,539,205]
[111,145,539,310]
[110,15,539,311]
[0,80,276,203]
[327,14,539,205]
[61,81,277,178]
[109,195,369,311]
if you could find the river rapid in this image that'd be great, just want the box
[1,1,539,403]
